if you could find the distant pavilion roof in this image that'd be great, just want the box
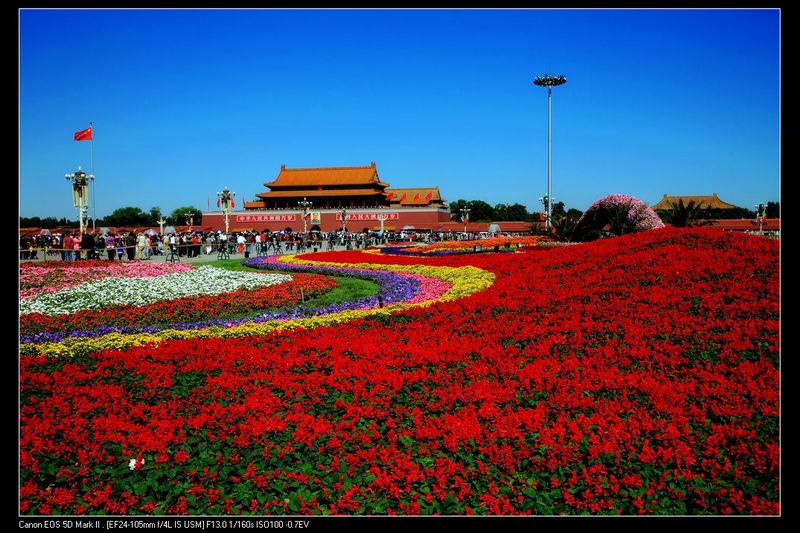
[385,187,444,206]
[652,193,738,211]
[264,162,388,189]
[256,188,386,200]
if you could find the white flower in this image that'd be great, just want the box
[129,457,145,470]
[20,266,292,316]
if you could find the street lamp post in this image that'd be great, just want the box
[538,195,555,228]
[755,202,766,235]
[185,211,195,231]
[157,217,167,235]
[533,73,567,231]
[217,187,236,234]
[298,197,313,236]
[460,206,471,235]
[65,167,92,235]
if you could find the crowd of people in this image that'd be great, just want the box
[19,228,529,261]
[19,229,376,261]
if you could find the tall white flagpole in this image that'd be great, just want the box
[89,121,95,233]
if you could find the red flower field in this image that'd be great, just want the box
[19,228,779,515]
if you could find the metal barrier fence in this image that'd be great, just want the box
[18,239,356,261]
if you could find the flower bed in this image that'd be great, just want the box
[20,266,292,316]
[19,273,337,336]
[19,258,492,357]
[20,261,193,300]
[19,228,779,515]
[379,236,544,256]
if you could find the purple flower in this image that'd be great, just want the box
[20,258,422,345]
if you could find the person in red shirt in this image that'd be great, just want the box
[62,233,74,261]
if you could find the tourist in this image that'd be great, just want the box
[126,232,137,260]
[80,232,95,261]
[105,233,116,261]
[244,231,255,258]
[62,232,73,261]
[168,233,177,255]
[143,235,151,259]
[19,235,30,260]
[188,232,197,257]
[237,233,246,255]
[219,231,228,254]
[206,232,215,255]
[137,232,146,259]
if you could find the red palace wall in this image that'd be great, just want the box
[202,208,452,233]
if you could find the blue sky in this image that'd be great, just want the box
[20,8,780,220]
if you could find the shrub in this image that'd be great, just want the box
[574,193,664,241]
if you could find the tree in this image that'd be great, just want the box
[449,199,495,222]
[566,208,583,220]
[468,200,495,222]
[20,216,41,228]
[449,199,468,221]
[573,194,664,242]
[170,206,203,226]
[494,203,529,221]
[41,217,61,228]
[765,201,780,219]
[103,207,152,227]
[551,215,577,242]
[149,206,163,224]
[551,201,566,220]
[656,199,710,228]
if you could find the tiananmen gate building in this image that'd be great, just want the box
[202,162,452,233]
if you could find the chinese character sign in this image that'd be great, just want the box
[335,213,400,221]
[235,215,297,223]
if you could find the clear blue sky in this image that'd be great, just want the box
[20,8,780,220]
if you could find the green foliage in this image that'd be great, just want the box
[551,201,566,219]
[20,216,75,228]
[103,206,153,227]
[566,208,584,220]
[170,206,203,226]
[551,215,577,242]
[149,206,163,223]
[493,203,529,221]
[765,201,779,219]
[656,200,710,228]
[449,199,495,222]
[194,259,380,310]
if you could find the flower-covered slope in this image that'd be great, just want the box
[19,228,779,515]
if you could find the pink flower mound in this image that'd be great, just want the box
[575,193,664,241]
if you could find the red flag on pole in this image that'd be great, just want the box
[74,127,92,141]
[231,197,235,208]
[217,197,221,208]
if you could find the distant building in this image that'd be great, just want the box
[204,162,451,233]
[651,193,738,211]
[244,162,391,210]
[384,187,446,208]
